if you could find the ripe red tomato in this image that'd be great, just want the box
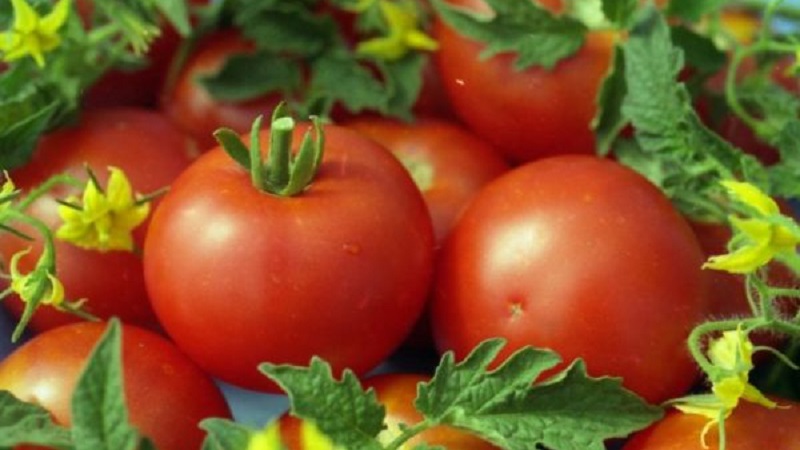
[0,321,233,450]
[160,30,283,151]
[0,108,197,333]
[344,117,510,247]
[143,121,435,392]
[622,400,800,449]
[276,373,498,449]
[432,0,616,163]
[431,155,710,403]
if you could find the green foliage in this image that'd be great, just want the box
[430,0,587,70]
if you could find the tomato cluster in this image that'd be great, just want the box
[0,1,797,449]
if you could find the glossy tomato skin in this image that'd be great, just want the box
[160,30,283,152]
[344,117,510,247]
[433,0,616,163]
[0,108,197,332]
[276,373,498,449]
[0,321,232,450]
[143,123,435,392]
[623,400,800,449]
[431,155,709,403]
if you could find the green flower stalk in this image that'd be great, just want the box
[0,0,70,67]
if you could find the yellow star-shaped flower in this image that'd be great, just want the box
[0,0,71,67]
[56,167,150,252]
[703,180,800,274]
[356,0,438,61]
[7,247,65,307]
[672,325,776,447]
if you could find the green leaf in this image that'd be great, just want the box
[259,358,385,450]
[618,6,768,221]
[375,53,427,121]
[666,0,728,22]
[416,338,561,420]
[233,1,338,57]
[0,391,72,448]
[593,45,627,156]
[430,0,587,70]
[453,361,663,450]
[198,51,303,102]
[669,25,726,78]
[601,0,637,28]
[200,418,256,450]
[305,50,388,116]
[0,102,58,170]
[155,0,191,35]
[70,319,144,450]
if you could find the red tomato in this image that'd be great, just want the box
[432,0,616,163]
[0,108,197,332]
[431,155,710,403]
[276,373,498,449]
[344,117,510,350]
[623,400,800,449]
[143,121,435,392]
[160,30,283,151]
[344,117,510,247]
[0,321,232,450]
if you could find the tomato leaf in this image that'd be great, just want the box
[0,391,72,448]
[429,0,587,70]
[666,0,728,22]
[259,358,386,450]
[600,0,638,28]
[415,339,661,450]
[199,418,256,450]
[154,0,192,36]
[617,6,769,221]
[70,319,145,450]
[304,50,389,116]
[198,51,303,102]
[593,45,627,156]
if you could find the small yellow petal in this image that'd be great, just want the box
[105,167,136,210]
[10,0,40,32]
[703,241,774,274]
[721,180,779,216]
[247,421,283,450]
[40,0,71,33]
[740,383,778,409]
[44,273,65,306]
[301,421,340,450]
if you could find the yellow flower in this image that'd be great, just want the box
[672,326,776,447]
[0,0,70,67]
[7,248,65,307]
[247,421,283,450]
[703,181,800,274]
[56,167,150,252]
[0,173,16,212]
[356,0,438,61]
[300,420,342,449]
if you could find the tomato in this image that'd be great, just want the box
[160,30,283,152]
[276,373,498,449]
[622,400,800,449]
[0,108,197,333]
[143,121,435,392]
[344,117,509,247]
[432,0,616,163]
[0,321,232,450]
[431,155,710,403]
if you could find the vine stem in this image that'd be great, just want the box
[383,419,435,450]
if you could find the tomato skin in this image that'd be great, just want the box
[143,123,435,392]
[623,400,800,450]
[0,321,232,450]
[344,117,510,247]
[431,155,709,403]
[160,30,283,152]
[433,0,616,163]
[276,373,498,449]
[0,108,196,332]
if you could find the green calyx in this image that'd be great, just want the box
[213,103,325,196]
